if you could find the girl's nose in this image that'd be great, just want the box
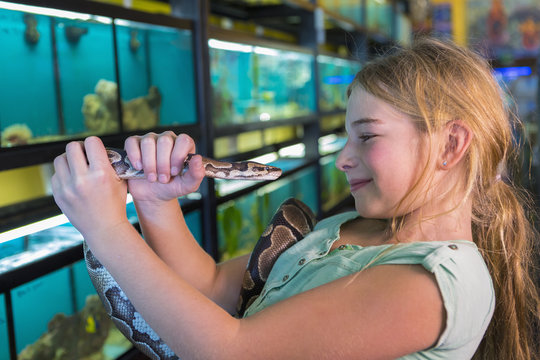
[335,142,356,172]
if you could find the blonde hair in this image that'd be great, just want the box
[348,37,540,359]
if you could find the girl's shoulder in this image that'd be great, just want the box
[377,241,495,359]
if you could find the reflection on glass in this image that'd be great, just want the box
[209,39,316,125]
[317,55,361,112]
[115,19,196,129]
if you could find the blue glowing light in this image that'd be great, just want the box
[323,75,356,85]
[493,66,532,79]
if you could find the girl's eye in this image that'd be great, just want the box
[359,134,376,142]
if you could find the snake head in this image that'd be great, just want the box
[260,164,282,180]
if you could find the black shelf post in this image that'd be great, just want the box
[171,0,219,260]
[299,7,323,216]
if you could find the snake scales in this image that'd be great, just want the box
[84,148,317,359]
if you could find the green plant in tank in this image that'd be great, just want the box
[250,192,270,241]
[218,203,243,261]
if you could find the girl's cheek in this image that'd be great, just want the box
[363,144,389,169]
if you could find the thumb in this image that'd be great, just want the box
[181,154,205,189]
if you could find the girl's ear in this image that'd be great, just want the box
[439,120,472,169]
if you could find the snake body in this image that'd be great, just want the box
[106,148,282,180]
[236,198,316,316]
[84,149,316,359]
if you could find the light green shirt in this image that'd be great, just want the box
[243,211,495,359]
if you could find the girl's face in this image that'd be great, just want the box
[336,88,430,219]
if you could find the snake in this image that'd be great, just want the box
[106,148,282,180]
[84,148,317,359]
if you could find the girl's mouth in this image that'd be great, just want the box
[349,179,372,192]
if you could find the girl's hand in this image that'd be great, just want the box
[51,137,129,239]
[123,131,205,203]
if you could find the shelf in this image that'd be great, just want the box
[320,5,366,33]
[214,114,317,137]
[0,124,201,171]
[0,195,202,292]
[10,0,194,29]
[210,0,315,39]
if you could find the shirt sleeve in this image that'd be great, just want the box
[421,243,495,354]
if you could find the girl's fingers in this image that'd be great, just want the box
[64,141,87,178]
[53,153,70,179]
[171,133,196,176]
[156,131,176,183]
[124,136,143,170]
[139,133,158,182]
[125,132,198,183]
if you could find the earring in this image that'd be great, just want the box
[442,161,448,166]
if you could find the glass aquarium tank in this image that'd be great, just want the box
[115,19,196,129]
[366,0,392,38]
[217,165,318,261]
[209,39,316,126]
[320,152,349,212]
[317,55,361,112]
[0,294,7,360]
[396,11,412,46]
[0,2,196,148]
[320,113,346,133]
[213,124,302,158]
[11,261,133,360]
[0,199,201,359]
[319,0,364,25]
[0,3,116,146]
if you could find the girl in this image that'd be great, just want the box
[52,37,539,359]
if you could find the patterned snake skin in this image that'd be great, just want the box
[85,193,316,358]
[236,198,317,316]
